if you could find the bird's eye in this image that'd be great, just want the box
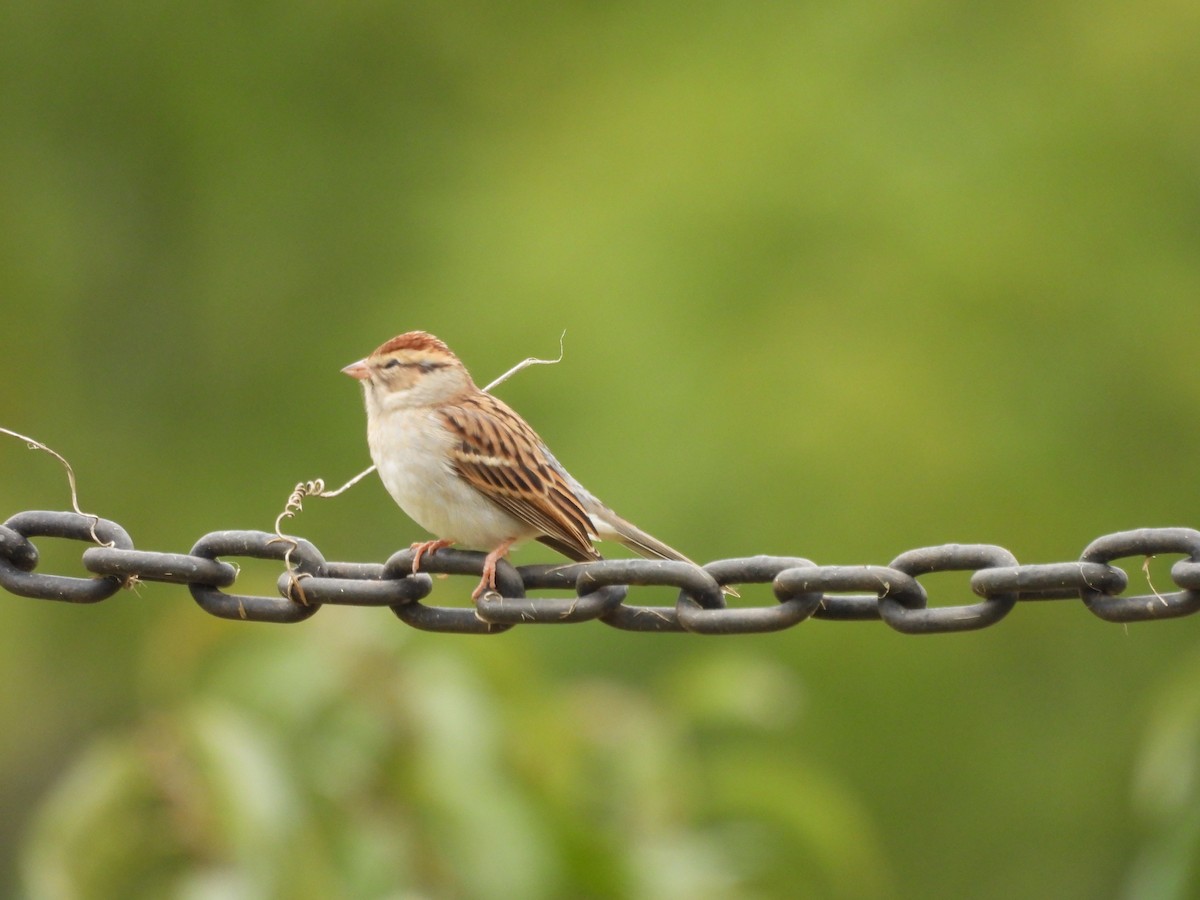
[383,359,402,370]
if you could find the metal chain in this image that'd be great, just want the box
[1,509,1198,634]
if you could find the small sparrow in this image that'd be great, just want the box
[342,331,711,599]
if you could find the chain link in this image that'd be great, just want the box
[0,509,1196,634]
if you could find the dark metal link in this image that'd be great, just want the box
[971,562,1127,601]
[775,565,923,621]
[518,563,589,592]
[188,531,322,623]
[475,562,628,625]
[584,559,726,633]
[1079,528,1200,622]
[276,563,433,606]
[0,511,133,603]
[385,548,518,634]
[83,547,237,587]
[882,544,1018,634]
[807,591,885,620]
[0,524,38,571]
[324,561,385,579]
[677,556,821,634]
[6,509,1200,634]
[1171,560,1200,592]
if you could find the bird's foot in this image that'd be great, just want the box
[471,537,519,599]
[410,539,455,574]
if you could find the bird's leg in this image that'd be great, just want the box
[410,538,455,574]
[473,537,519,599]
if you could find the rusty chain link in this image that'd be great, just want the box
[1,509,1197,634]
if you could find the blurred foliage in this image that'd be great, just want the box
[19,613,886,899]
[1,0,1199,897]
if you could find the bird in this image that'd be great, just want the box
[342,331,711,599]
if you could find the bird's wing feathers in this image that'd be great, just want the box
[438,395,601,562]
[533,533,600,563]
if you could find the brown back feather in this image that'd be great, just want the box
[438,393,600,562]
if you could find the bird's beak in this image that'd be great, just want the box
[341,359,370,380]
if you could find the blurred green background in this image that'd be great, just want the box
[3,1,1200,897]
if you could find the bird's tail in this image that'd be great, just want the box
[548,453,736,595]
[585,503,739,597]
[599,514,696,564]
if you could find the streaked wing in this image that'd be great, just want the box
[438,393,601,562]
[534,533,599,563]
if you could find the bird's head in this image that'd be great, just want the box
[342,331,474,412]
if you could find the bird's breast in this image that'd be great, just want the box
[367,407,534,547]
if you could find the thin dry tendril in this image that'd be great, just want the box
[0,426,110,547]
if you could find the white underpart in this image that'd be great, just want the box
[368,406,539,549]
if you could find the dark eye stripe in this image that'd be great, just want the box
[381,359,446,372]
